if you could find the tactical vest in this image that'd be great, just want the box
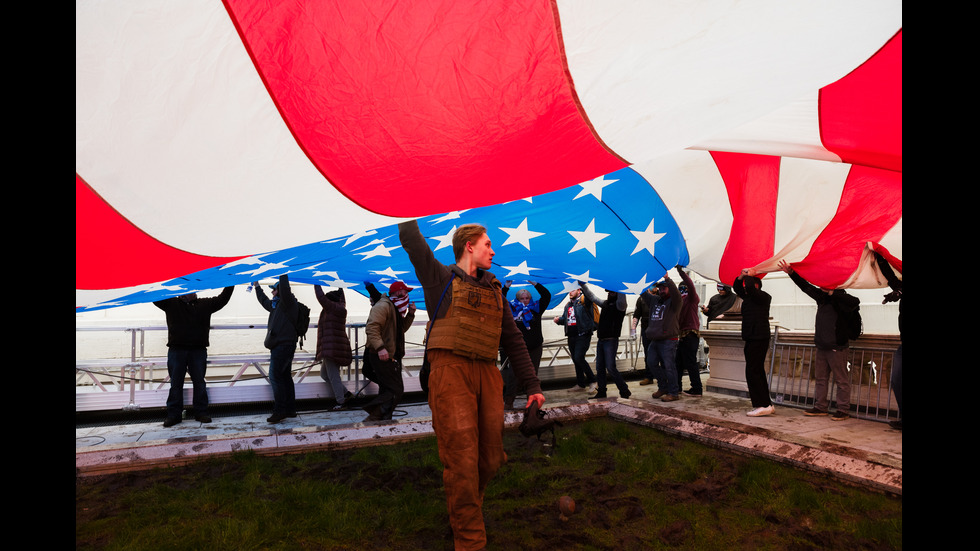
[426,278,503,360]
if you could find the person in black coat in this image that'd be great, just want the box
[733,270,773,417]
[778,260,861,421]
[254,275,301,423]
[154,286,234,427]
[580,282,631,400]
[874,251,902,430]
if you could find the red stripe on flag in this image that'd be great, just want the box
[75,175,244,290]
[711,152,780,285]
[224,0,625,216]
[820,30,902,173]
[791,165,902,287]
[872,243,902,274]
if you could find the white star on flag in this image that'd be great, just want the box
[431,210,469,224]
[343,229,378,247]
[220,256,267,270]
[498,218,544,250]
[567,219,610,256]
[630,218,667,257]
[500,260,540,277]
[321,277,357,288]
[235,256,296,278]
[620,273,655,295]
[355,243,399,260]
[562,269,601,285]
[311,268,340,279]
[573,175,618,202]
[372,267,410,279]
[146,282,188,294]
[429,225,457,251]
[559,280,582,294]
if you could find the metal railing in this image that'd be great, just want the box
[766,326,900,422]
[76,323,372,411]
[76,321,652,412]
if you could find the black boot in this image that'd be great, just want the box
[363,403,384,421]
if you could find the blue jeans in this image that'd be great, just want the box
[269,342,297,414]
[568,333,595,387]
[166,346,209,418]
[646,339,679,395]
[595,338,629,396]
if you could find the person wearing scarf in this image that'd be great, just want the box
[500,280,552,409]
[363,280,416,421]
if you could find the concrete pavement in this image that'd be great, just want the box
[76,380,902,495]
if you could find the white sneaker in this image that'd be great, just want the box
[746,405,775,417]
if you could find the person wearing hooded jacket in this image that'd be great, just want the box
[675,267,703,397]
[630,287,656,384]
[254,275,301,423]
[314,285,354,411]
[399,220,544,551]
[579,282,631,400]
[733,269,775,417]
[701,283,738,326]
[640,274,683,401]
[778,260,861,421]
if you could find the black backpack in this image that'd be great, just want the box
[845,305,863,341]
[295,301,312,348]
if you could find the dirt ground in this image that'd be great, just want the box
[490,427,900,551]
[76,418,901,550]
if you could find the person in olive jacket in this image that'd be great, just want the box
[362,281,416,421]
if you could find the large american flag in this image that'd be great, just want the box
[76,1,902,311]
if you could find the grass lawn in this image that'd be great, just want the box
[76,417,901,550]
